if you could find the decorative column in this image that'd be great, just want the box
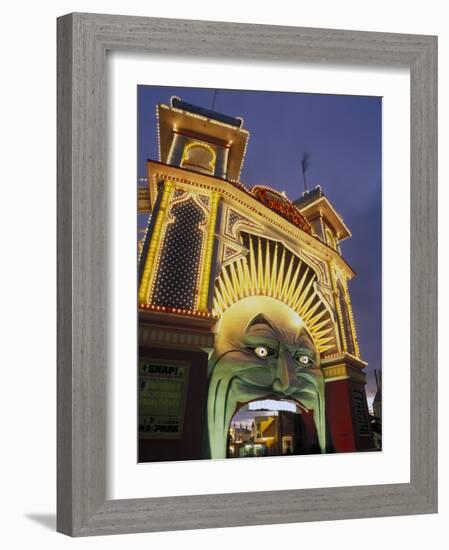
[322,354,374,452]
[197,191,221,313]
[138,180,174,305]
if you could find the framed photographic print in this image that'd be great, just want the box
[57,13,437,536]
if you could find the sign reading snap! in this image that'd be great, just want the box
[139,359,189,439]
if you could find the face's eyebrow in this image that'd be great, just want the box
[294,329,314,350]
[246,314,278,335]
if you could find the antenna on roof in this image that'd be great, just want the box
[301,152,310,193]
[211,89,218,111]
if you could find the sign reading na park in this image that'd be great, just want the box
[139,359,189,439]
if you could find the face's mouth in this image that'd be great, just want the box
[226,396,321,459]
[206,353,326,459]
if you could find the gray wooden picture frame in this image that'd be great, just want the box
[57,12,438,537]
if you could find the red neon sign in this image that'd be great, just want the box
[253,188,312,234]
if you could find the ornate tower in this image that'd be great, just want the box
[295,187,373,451]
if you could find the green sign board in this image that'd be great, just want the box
[139,359,189,439]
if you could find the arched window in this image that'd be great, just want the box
[325,228,337,250]
[181,142,216,175]
[152,198,205,310]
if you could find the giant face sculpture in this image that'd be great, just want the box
[207,296,326,458]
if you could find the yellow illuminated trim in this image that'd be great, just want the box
[298,196,352,240]
[329,266,360,358]
[343,280,361,357]
[329,263,347,353]
[138,180,174,304]
[197,191,221,312]
[149,171,356,279]
[325,227,337,250]
[181,141,217,173]
[322,364,350,381]
[213,235,336,354]
[322,363,366,384]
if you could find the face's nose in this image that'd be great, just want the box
[272,349,298,394]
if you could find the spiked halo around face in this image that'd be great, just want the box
[212,234,337,355]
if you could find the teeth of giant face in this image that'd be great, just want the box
[247,399,301,413]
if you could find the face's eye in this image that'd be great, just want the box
[254,346,270,359]
[295,354,314,367]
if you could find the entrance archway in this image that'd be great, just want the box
[227,399,321,458]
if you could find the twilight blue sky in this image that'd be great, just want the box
[137,85,382,403]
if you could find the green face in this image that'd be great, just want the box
[207,296,326,458]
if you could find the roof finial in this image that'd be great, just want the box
[211,89,218,111]
[301,152,310,194]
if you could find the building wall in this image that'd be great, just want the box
[138,346,209,462]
